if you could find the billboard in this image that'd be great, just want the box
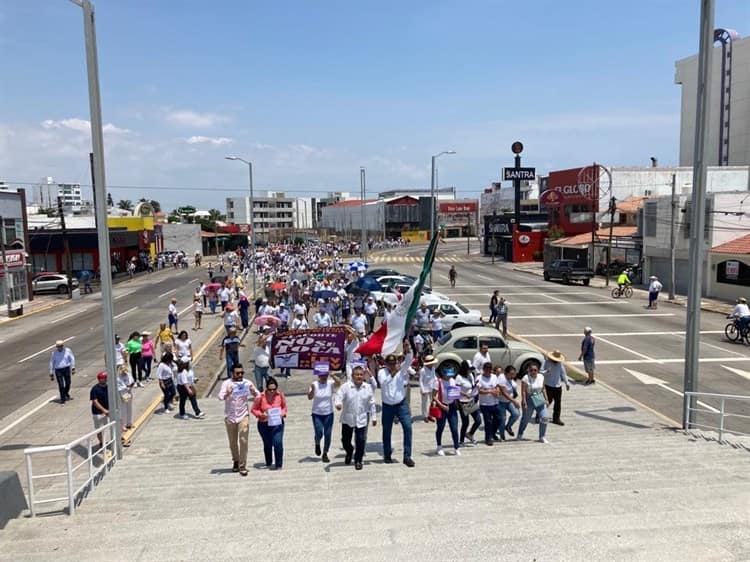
[439,201,477,214]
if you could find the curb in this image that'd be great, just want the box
[0,299,72,325]
[506,329,587,383]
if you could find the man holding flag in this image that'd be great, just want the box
[355,235,439,467]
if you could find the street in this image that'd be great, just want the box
[375,240,750,432]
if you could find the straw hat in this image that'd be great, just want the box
[422,355,438,366]
[547,349,565,362]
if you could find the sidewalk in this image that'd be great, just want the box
[512,261,735,315]
[2,374,749,560]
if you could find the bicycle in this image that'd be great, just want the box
[611,285,633,299]
[725,316,750,344]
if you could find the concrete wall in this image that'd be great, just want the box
[319,201,384,236]
[709,252,750,301]
[162,223,202,257]
[676,36,750,167]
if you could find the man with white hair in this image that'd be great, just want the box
[578,327,596,385]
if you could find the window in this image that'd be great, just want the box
[440,304,458,315]
[481,337,505,349]
[452,336,477,350]
[644,201,657,237]
[456,303,470,313]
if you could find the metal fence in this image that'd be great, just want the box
[683,392,750,442]
[24,421,118,516]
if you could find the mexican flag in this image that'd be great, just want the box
[355,234,439,356]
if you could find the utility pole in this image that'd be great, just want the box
[669,173,677,300]
[57,197,74,298]
[467,213,471,255]
[606,196,616,287]
[0,216,11,315]
[360,167,367,263]
[590,162,598,272]
[684,0,714,429]
[89,152,97,229]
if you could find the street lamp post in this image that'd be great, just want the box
[430,151,455,287]
[225,156,257,298]
[360,167,367,262]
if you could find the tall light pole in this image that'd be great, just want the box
[69,0,120,458]
[360,167,367,262]
[430,150,455,287]
[225,156,257,298]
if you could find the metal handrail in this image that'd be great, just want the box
[24,421,118,516]
[683,391,750,442]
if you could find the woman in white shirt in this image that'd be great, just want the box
[156,351,177,414]
[176,357,205,420]
[456,360,480,445]
[430,310,444,341]
[432,365,461,456]
[306,365,341,463]
[419,355,438,422]
[117,365,134,432]
[517,364,550,443]
[174,331,193,362]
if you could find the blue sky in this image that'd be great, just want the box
[0,0,748,211]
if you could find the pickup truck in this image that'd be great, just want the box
[543,259,594,285]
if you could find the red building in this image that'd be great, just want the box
[542,166,600,236]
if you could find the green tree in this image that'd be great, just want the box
[208,208,225,222]
[149,199,162,213]
[117,199,133,211]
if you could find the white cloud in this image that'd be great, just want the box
[165,109,230,128]
[185,135,233,146]
[41,118,131,134]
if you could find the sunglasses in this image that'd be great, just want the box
[233,371,245,375]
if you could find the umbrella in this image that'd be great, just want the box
[253,315,282,327]
[345,282,369,296]
[313,290,338,300]
[204,282,223,292]
[349,260,368,272]
[355,276,381,292]
[269,282,287,291]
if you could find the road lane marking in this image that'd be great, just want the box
[115,290,136,300]
[0,395,56,438]
[597,336,660,363]
[51,310,84,324]
[460,301,629,307]
[449,292,593,297]
[542,294,568,303]
[571,357,750,365]
[674,333,749,358]
[721,365,750,381]
[519,331,725,337]
[114,306,138,319]
[624,368,719,413]
[511,313,675,319]
[18,336,76,363]
[476,274,493,281]
[179,304,193,315]
[158,288,176,298]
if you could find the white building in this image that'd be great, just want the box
[318,199,384,237]
[480,180,539,216]
[378,187,456,200]
[226,192,309,241]
[57,183,82,214]
[676,34,750,167]
[293,197,314,229]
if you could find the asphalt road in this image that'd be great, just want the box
[374,240,750,433]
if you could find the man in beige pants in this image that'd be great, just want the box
[218,363,259,476]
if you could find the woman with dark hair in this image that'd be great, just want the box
[432,365,461,456]
[174,330,193,362]
[126,331,144,387]
[456,360,481,446]
[157,351,177,414]
[251,376,287,470]
[176,357,204,420]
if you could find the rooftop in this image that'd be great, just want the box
[712,233,750,254]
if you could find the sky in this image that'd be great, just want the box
[0,0,748,211]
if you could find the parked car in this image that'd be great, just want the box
[433,326,544,376]
[420,295,483,330]
[543,259,594,285]
[365,268,402,278]
[32,274,79,295]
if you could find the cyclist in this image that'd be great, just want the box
[617,269,631,290]
[731,297,750,333]
[449,266,457,288]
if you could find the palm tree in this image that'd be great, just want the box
[117,199,133,211]
[208,208,225,222]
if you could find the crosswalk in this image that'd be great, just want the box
[369,255,475,264]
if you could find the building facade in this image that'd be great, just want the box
[57,183,83,214]
[0,189,31,305]
[226,192,296,241]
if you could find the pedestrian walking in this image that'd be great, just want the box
[495,297,508,338]
[306,362,341,463]
[157,352,177,414]
[174,330,193,362]
[125,331,144,387]
[176,358,205,420]
[476,362,501,445]
[579,326,596,385]
[489,290,499,325]
[141,331,154,381]
[156,322,175,357]
[647,275,663,309]
[335,365,377,470]
[49,340,75,405]
[449,265,457,288]
[219,285,231,311]
[222,304,240,335]
[497,365,521,439]
[251,376,287,470]
[364,297,377,334]
[419,355,438,422]
[117,366,134,434]
[456,360,480,445]
[168,298,179,333]
[90,371,111,455]
[193,295,203,330]
[433,365,461,456]
[115,334,126,370]
[219,327,244,379]
[252,327,272,391]
[430,309,444,341]
[208,288,219,314]
[542,349,569,425]
[237,294,250,330]
[218,363,259,476]
[517,364,550,443]
[377,342,415,467]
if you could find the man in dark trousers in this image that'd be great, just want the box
[90,371,111,455]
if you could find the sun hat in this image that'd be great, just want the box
[422,355,438,366]
[55,340,64,346]
[547,349,565,362]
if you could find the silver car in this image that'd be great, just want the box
[32,274,79,295]
[433,326,544,376]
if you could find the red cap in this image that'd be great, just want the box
[96,371,108,380]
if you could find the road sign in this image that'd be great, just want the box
[503,167,536,181]
[511,141,524,154]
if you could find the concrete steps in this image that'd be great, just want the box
[2,382,749,561]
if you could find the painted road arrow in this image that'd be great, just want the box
[720,365,750,381]
[624,368,719,413]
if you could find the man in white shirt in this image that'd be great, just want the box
[476,362,500,446]
[335,366,377,470]
[313,306,332,328]
[219,286,231,311]
[351,309,367,335]
[49,340,76,404]
[732,297,750,333]
[415,303,431,332]
[472,343,492,373]
[291,311,309,330]
[647,276,663,309]
[168,298,179,333]
[377,342,415,467]
[363,297,378,334]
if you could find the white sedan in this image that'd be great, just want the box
[420,295,483,330]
